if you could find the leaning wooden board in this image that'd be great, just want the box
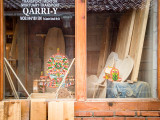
[129,0,151,82]
[115,10,136,60]
[44,27,65,76]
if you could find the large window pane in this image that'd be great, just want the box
[87,0,158,98]
[4,0,75,99]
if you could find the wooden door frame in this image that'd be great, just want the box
[0,0,160,111]
[0,0,4,101]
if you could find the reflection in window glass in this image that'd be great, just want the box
[4,0,75,99]
[87,0,158,98]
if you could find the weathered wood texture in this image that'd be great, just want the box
[30,100,47,120]
[158,0,160,99]
[0,0,4,101]
[0,101,29,120]
[115,10,136,60]
[129,0,151,82]
[4,101,21,120]
[97,18,111,77]
[75,0,87,101]
[21,101,29,120]
[0,102,4,120]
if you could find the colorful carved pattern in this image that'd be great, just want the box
[46,53,69,88]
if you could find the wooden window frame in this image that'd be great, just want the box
[0,0,160,111]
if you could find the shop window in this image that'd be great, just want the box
[87,0,158,98]
[4,0,75,99]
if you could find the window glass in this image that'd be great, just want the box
[87,0,158,98]
[4,0,75,99]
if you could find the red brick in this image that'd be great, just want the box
[83,118,103,120]
[126,117,145,120]
[94,111,114,116]
[75,112,93,117]
[75,118,82,120]
[115,111,135,116]
[147,118,160,120]
[137,111,141,116]
[141,111,160,117]
[104,117,124,120]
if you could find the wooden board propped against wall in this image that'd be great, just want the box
[115,10,136,60]
[129,0,151,82]
[48,101,74,120]
[97,17,111,77]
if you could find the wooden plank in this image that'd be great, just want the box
[115,10,136,60]
[158,0,160,99]
[75,0,87,101]
[21,101,29,120]
[48,102,64,120]
[30,100,47,120]
[0,102,4,120]
[129,0,151,82]
[48,101,74,120]
[75,100,160,111]
[4,101,21,120]
[63,101,74,120]
[97,18,111,77]
[0,0,4,101]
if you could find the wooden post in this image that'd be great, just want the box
[75,0,87,101]
[158,0,160,99]
[0,0,4,101]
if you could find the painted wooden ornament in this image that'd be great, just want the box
[111,67,119,81]
[46,48,69,88]
[104,67,121,82]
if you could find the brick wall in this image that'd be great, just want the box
[75,111,160,120]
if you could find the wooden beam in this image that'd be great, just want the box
[30,100,47,120]
[97,17,111,77]
[129,0,151,82]
[75,0,87,101]
[0,0,4,101]
[158,0,160,99]
[115,10,136,60]
[74,100,160,111]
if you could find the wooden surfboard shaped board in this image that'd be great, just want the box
[44,27,65,76]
